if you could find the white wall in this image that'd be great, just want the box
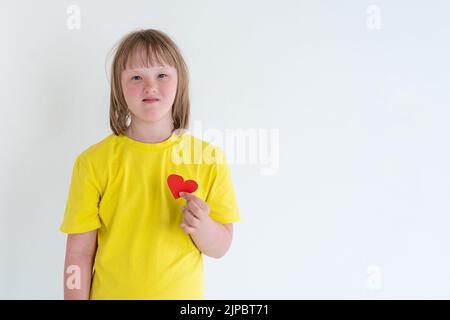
[1,0,449,299]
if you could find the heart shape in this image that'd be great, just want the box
[167,174,198,199]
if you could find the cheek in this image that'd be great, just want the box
[124,85,141,98]
[160,81,177,98]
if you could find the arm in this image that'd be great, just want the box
[63,229,98,300]
[190,221,233,259]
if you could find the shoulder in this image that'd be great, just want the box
[70,134,118,187]
[76,133,118,164]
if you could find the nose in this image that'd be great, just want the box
[144,79,158,94]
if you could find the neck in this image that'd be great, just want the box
[126,114,174,144]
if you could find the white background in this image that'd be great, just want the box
[1,0,449,299]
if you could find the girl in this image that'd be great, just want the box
[60,29,240,300]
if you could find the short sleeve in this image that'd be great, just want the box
[206,149,240,224]
[59,154,102,233]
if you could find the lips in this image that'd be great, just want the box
[143,97,159,102]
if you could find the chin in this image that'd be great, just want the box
[138,110,171,123]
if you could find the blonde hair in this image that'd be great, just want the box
[107,29,190,136]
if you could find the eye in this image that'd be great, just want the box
[158,74,167,79]
[131,75,141,80]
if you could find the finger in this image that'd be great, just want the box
[185,201,203,219]
[193,197,209,213]
[180,192,196,201]
[184,213,199,228]
[181,216,191,230]
[182,207,200,227]
[181,222,196,234]
[181,192,209,212]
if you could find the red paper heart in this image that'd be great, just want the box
[167,174,198,199]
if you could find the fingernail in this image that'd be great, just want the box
[179,192,185,198]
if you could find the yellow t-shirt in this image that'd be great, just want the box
[59,129,240,299]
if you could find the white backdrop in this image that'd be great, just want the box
[1,0,449,299]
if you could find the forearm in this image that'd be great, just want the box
[190,217,232,258]
[63,252,95,300]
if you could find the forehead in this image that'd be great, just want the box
[124,66,172,73]
[124,47,173,70]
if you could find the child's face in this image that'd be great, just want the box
[121,60,178,125]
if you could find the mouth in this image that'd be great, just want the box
[142,98,159,104]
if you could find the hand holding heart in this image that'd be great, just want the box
[167,174,209,234]
[179,192,210,235]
